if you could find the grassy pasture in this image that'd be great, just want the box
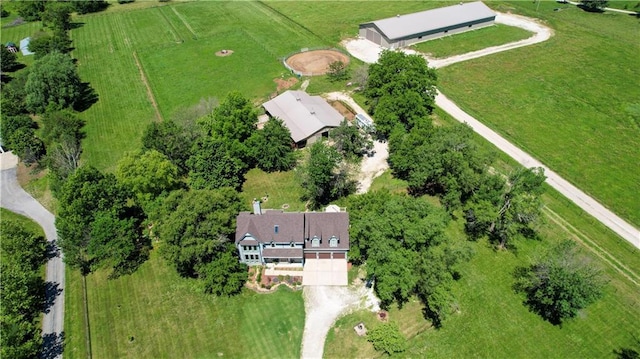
[68,1,332,171]
[437,1,640,226]
[64,249,304,359]
[411,24,533,58]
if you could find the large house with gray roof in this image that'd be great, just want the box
[359,1,496,48]
[262,90,344,147]
[235,201,349,266]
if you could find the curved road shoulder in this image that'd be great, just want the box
[0,152,65,359]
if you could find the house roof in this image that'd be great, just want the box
[262,248,304,258]
[236,211,304,244]
[306,212,349,250]
[262,90,344,143]
[235,211,350,250]
[361,1,496,40]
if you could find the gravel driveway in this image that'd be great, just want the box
[1,152,65,358]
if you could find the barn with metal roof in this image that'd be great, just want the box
[359,1,496,48]
[262,90,344,147]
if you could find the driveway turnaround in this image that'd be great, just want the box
[0,152,65,358]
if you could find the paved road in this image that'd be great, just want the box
[0,152,65,359]
[343,12,640,249]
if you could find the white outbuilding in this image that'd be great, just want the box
[359,1,496,48]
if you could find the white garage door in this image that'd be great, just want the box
[302,259,348,286]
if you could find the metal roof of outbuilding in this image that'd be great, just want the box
[362,1,496,40]
[262,91,343,143]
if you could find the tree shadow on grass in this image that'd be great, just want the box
[42,331,65,359]
[74,82,99,112]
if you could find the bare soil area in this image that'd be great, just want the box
[286,50,349,75]
[329,100,355,120]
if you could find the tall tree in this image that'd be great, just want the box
[297,141,355,209]
[16,0,47,21]
[41,2,72,32]
[141,120,196,175]
[25,51,81,113]
[72,0,109,14]
[466,167,546,249]
[1,44,19,72]
[330,119,372,162]
[389,122,493,212]
[155,188,246,295]
[580,0,609,10]
[56,166,138,274]
[116,150,181,207]
[247,117,296,172]
[204,91,257,143]
[187,137,247,191]
[41,109,85,188]
[514,240,605,324]
[365,50,437,137]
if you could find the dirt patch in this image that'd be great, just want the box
[286,50,349,76]
[215,49,234,57]
[329,100,355,121]
[274,77,298,92]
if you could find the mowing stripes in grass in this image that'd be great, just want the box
[170,6,197,39]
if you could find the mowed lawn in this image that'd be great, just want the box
[64,250,304,359]
[411,24,533,58]
[437,1,640,226]
[70,1,327,171]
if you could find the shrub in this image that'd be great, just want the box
[367,322,407,355]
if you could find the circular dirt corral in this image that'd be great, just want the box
[285,50,349,76]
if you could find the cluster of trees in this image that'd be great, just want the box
[57,166,149,277]
[360,49,604,329]
[348,191,472,327]
[1,3,94,191]
[1,221,48,359]
[364,50,438,137]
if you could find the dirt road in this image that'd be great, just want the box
[0,152,65,358]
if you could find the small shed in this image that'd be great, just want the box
[5,42,18,53]
[359,1,496,48]
[20,37,34,56]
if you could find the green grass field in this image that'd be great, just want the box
[64,249,304,359]
[436,1,640,226]
[241,168,306,212]
[411,24,533,58]
[0,208,44,237]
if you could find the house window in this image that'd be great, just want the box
[244,255,249,260]
[418,36,422,39]
[291,242,295,248]
[329,236,338,248]
[274,225,279,234]
[311,237,320,248]
[271,242,275,248]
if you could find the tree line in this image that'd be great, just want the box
[1,220,49,359]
